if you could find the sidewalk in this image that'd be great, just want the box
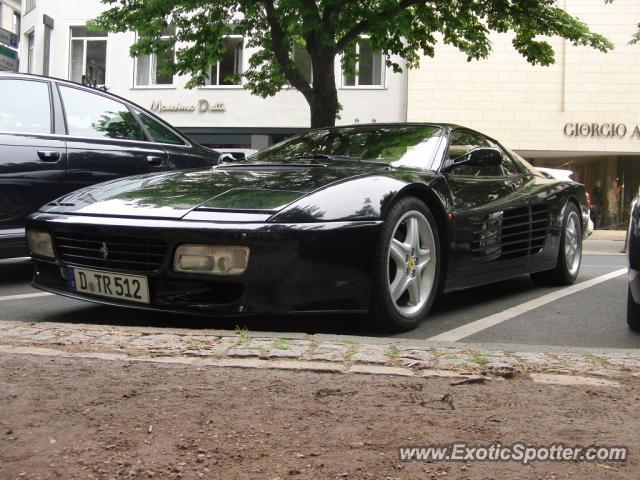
[1,320,640,381]
[2,320,640,479]
[589,230,626,241]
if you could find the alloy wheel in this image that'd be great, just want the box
[565,211,582,276]
[386,210,437,317]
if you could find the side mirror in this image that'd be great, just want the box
[442,147,503,173]
[468,147,502,166]
[218,153,237,163]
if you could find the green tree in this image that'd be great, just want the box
[92,0,613,128]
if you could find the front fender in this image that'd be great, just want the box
[269,174,409,222]
[270,170,449,223]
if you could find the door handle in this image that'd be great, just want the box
[146,155,164,167]
[37,150,61,162]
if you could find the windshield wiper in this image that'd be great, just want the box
[286,153,338,161]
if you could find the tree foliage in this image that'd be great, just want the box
[92,0,613,127]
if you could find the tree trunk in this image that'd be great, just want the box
[308,50,339,128]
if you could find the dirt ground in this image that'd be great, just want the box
[0,353,638,480]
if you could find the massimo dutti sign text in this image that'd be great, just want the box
[150,99,225,113]
[563,123,640,139]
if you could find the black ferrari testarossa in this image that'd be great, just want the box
[27,123,588,331]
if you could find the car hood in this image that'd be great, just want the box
[40,163,387,219]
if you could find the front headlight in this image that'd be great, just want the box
[174,244,250,276]
[26,230,55,259]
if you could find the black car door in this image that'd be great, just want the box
[132,108,215,169]
[0,77,67,231]
[443,129,530,282]
[56,84,170,191]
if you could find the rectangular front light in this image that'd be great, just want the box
[174,244,250,276]
[26,230,55,259]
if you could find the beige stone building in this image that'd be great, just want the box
[408,0,640,229]
[0,0,21,33]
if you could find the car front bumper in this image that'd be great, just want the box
[27,213,382,316]
[0,228,29,259]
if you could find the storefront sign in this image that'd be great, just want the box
[0,45,18,72]
[150,99,225,113]
[563,122,640,139]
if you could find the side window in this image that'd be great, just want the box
[136,111,185,145]
[0,79,51,134]
[59,86,143,141]
[507,148,544,177]
[447,130,494,176]
[486,138,521,176]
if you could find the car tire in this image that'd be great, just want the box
[369,197,441,332]
[628,286,640,332]
[531,202,582,286]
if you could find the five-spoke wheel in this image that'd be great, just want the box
[370,197,440,331]
[387,210,437,317]
[564,210,581,277]
[531,202,582,286]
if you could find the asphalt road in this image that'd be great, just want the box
[1,240,638,349]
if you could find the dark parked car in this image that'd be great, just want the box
[0,73,218,258]
[627,193,640,332]
[27,123,588,331]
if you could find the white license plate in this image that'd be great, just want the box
[69,267,150,304]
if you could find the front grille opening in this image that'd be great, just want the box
[53,230,168,273]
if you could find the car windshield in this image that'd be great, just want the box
[250,125,443,170]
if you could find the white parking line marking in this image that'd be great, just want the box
[428,268,627,342]
[0,292,54,302]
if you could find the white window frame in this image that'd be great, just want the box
[201,34,244,89]
[341,37,386,90]
[25,0,36,14]
[132,29,176,89]
[26,30,35,73]
[12,10,21,35]
[68,26,108,88]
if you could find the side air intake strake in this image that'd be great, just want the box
[472,203,549,260]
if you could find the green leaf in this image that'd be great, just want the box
[93,0,614,128]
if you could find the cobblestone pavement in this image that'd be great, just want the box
[2,320,639,383]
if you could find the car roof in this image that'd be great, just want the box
[0,71,193,145]
[303,122,461,131]
[0,72,152,118]
[297,122,501,143]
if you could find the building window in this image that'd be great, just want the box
[293,43,312,84]
[205,35,243,86]
[26,31,35,73]
[25,0,36,13]
[134,26,175,87]
[343,38,384,87]
[13,11,21,35]
[69,26,107,87]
